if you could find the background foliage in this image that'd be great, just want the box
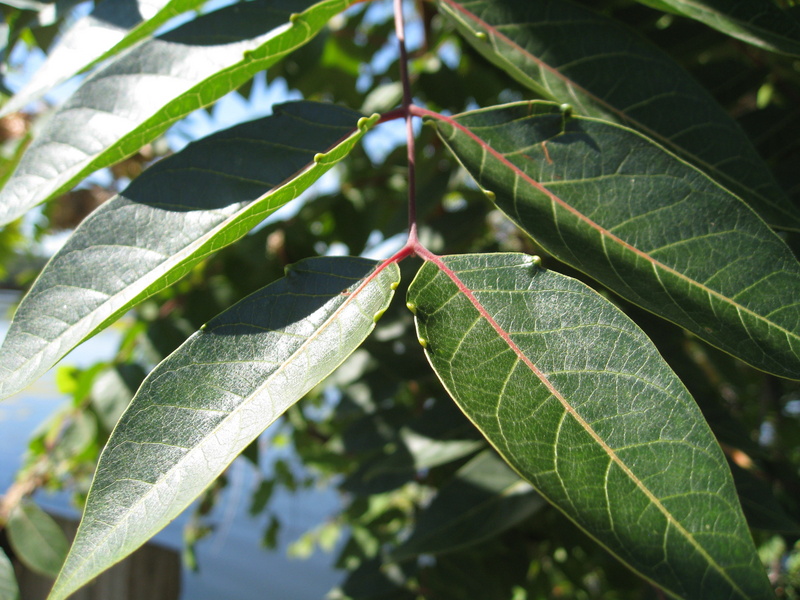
[0,0,799,598]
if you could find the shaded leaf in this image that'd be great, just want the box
[0,548,19,600]
[47,255,401,600]
[0,101,376,400]
[426,101,800,380]
[435,0,800,231]
[7,501,68,579]
[637,0,800,57]
[731,463,800,534]
[407,252,772,599]
[0,0,206,117]
[0,0,359,226]
[392,450,544,561]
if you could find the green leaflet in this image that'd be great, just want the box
[435,0,800,231]
[7,501,69,579]
[0,0,358,227]
[47,255,401,600]
[0,101,377,401]
[0,0,206,117]
[408,252,772,599]
[0,548,19,600]
[392,449,544,561]
[427,101,800,380]
[637,0,800,57]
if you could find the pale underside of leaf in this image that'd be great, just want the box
[0,0,206,117]
[637,0,800,57]
[0,101,377,401]
[435,0,800,231]
[47,255,400,600]
[426,101,800,380]
[0,0,358,227]
[408,252,772,599]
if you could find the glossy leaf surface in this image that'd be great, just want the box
[0,0,205,117]
[637,0,800,57]
[392,450,543,561]
[7,501,69,579]
[408,252,772,599]
[427,101,800,380]
[0,0,357,226]
[48,255,401,600]
[0,101,374,401]
[435,0,800,231]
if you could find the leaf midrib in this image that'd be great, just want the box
[419,106,800,350]
[424,253,749,599]
[54,261,391,596]
[436,0,791,221]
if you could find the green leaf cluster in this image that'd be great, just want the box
[0,0,799,598]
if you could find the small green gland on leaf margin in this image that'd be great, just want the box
[475,31,488,41]
[482,189,496,201]
[313,153,326,164]
[390,280,399,290]
[406,302,417,315]
[418,337,428,348]
[559,103,573,118]
[373,308,387,324]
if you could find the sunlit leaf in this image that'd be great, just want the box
[0,101,376,401]
[47,255,401,600]
[392,450,544,560]
[7,501,69,579]
[425,101,800,380]
[408,252,773,599]
[435,0,800,231]
[0,0,206,117]
[636,0,800,57]
[0,0,359,226]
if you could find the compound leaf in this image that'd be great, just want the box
[427,101,800,380]
[407,252,773,599]
[47,255,400,600]
[0,101,376,401]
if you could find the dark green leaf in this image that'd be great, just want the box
[636,0,800,57]
[407,252,772,599]
[427,101,800,379]
[435,0,800,231]
[7,501,69,579]
[0,0,359,226]
[392,450,544,561]
[731,463,800,534]
[47,255,401,600]
[0,0,206,117]
[0,101,375,400]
